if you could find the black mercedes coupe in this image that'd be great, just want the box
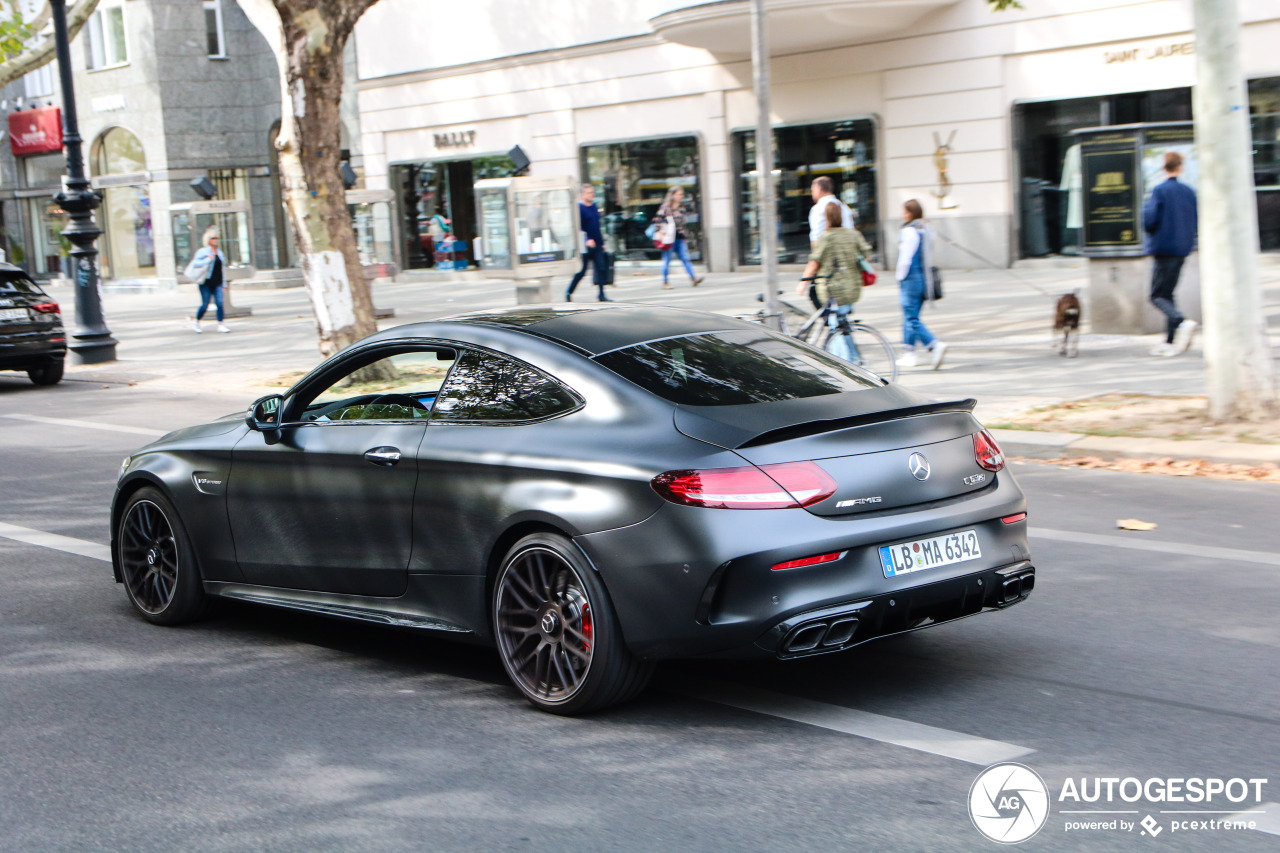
[111,304,1035,714]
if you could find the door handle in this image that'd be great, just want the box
[364,446,402,467]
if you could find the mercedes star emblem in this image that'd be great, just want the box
[540,611,557,633]
[908,452,931,481]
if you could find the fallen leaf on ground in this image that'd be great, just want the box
[1117,518,1158,531]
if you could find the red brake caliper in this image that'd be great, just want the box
[580,603,593,654]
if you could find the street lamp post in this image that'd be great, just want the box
[50,0,116,364]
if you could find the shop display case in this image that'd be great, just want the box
[474,176,577,282]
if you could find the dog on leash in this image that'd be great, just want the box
[1053,290,1081,357]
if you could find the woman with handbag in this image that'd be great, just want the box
[185,231,229,334]
[895,199,947,369]
[653,186,703,290]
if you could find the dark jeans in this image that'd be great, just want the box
[196,283,224,322]
[1150,255,1185,343]
[567,245,605,297]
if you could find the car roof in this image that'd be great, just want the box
[376,304,760,357]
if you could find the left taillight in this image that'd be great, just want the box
[32,302,60,314]
[651,461,837,510]
[973,428,1005,472]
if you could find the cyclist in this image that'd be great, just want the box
[797,201,871,361]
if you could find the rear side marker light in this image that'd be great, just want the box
[32,302,60,314]
[652,461,836,510]
[772,551,845,571]
[973,429,1006,472]
[1001,512,1027,524]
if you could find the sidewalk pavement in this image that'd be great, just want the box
[37,260,1280,466]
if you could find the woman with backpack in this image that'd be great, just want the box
[895,199,947,369]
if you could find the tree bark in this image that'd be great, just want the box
[0,0,101,90]
[1192,0,1278,420]
[239,0,380,357]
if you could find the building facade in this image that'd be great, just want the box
[352,0,1280,271]
[0,0,371,286]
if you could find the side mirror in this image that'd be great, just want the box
[246,394,284,432]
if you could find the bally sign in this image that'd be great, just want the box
[9,106,63,156]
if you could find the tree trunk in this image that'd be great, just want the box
[240,0,380,357]
[1192,0,1277,420]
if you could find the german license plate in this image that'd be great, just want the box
[0,307,27,322]
[879,529,981,577]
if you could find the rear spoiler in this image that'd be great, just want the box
[737,399,977,449]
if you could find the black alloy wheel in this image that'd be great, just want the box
[116,487,207,625]
[493,533,652,714]
[27,359,64,386]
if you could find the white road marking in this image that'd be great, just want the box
[1031,527,1280,568]
[1,413,165,437]
[1230,804,1280,836]
[0,522,110,563]
[677,679,1034,765]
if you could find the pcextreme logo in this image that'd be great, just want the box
[969,763,1050,844]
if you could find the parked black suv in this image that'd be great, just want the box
[0,263,66,386]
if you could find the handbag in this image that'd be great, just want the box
[652,216,675,250]
[930,266,943,300]
[594,250,615,286]
[859,257,876,287]
[183,253,205,282]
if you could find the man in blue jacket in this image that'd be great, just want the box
[565,184,609,302]
[1142,151,1198,356]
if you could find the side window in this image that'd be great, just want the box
[298,349,457,422]
[432,350,580,423]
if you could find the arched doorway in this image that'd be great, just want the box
[90,127,154,279]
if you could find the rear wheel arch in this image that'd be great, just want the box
[484,520,579,629]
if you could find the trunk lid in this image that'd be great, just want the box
[674,390,992,516]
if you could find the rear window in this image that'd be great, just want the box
[594,329,879,406]
[0,271,43,296]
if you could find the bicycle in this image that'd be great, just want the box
[746,278,898,383]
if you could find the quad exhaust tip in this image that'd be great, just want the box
[995,567,1035,607]
[782,616,860,654]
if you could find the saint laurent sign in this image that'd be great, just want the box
[1104,41,1194,64]
[434,130,477,149]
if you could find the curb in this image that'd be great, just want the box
[991,428,1280,468]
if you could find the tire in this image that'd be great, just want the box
[27,359,64,386]
[493,532,653,715]
[824,323,899,383]
[116,486,208,625]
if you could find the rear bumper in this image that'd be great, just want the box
[757,561,1034,659]
[575,470,1033,660]
[0,330,65,370]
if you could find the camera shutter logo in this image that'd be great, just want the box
[969,763,1050,844]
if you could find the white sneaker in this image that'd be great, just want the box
[1149,343,1178,357]
[896,351,919,368]
[192,321,202,334]
[1172,319,1197,353]
[929,341,948,370]
[216,324,231,334]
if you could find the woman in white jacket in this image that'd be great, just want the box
[186,231,229,333]
[895,200,946,369]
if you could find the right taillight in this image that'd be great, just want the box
[651,461,836,510]
[973,429,1005,472]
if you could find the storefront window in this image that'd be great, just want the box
[732,120,878,266]
[393,155,514,270]
[1250,77,1280,251]
[1013,88,1190,257]
[91,127,154,279]
[27,199,68,275]
[23,153,65,189]
[580,136,701,262]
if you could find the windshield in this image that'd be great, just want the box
[594,329,879,406]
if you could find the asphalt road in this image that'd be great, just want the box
[1,375,1277,852]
